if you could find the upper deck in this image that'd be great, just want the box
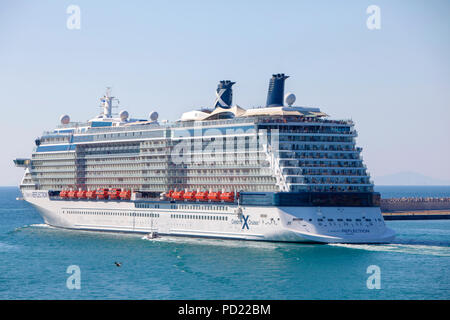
[18,74,374,195]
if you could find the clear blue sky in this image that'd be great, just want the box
[1,0,449,186]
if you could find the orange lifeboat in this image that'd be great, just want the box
[96,188,109,200]
[195,191,209,201]
[207,191,221,202]
[59,190,68,199]
[108,188,121,200]
[68,190,78,199]
[166,190,174,199]
[220,192,235,202]
[172,190,185,201]
[119,190,131,200]
[183,191,196,201]
[86,190,97,199]
[77,190,87,199]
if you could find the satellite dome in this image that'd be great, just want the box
[119,110,129,121]
[149,111,159,122]
[284,93,296,106]
[60,114,70,125]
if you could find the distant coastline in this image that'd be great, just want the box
[375,185,450,199]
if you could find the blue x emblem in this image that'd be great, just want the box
[242,215,250,230]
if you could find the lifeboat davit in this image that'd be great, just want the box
[195,191,209,201]
[119,190,131,200]
[96,188,109,200]
[172,190,185,201]
[59,190,68,199]
[183,191,196,201]
[77,190,87,199]
[207,191,221,202]
[68,190,78,199]
[108,188,121,200]
[220,192,235,202]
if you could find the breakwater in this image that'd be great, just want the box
[380,197,450,212]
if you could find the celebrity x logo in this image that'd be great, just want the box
[242,215,250,230]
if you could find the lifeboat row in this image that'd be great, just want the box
[59,188,131,200]
[165,190,238,203]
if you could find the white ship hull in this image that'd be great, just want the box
[23,191,395,243]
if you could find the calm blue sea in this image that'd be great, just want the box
[375,185,450,199]
[0,186,449,300]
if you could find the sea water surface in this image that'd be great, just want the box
[0,186,449,299]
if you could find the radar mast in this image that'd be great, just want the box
[100,87,119,118]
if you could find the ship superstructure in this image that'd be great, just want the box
[15,74,395,243]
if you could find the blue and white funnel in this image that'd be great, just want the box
[214,80,235,109]
[266,73,289,107]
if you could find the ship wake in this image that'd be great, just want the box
[328,243,450,257]
[141,235,282,250]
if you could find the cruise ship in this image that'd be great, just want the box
[14,74,395,243]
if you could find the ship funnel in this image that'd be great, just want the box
[213,80,235,109]
[266,73,289,107]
